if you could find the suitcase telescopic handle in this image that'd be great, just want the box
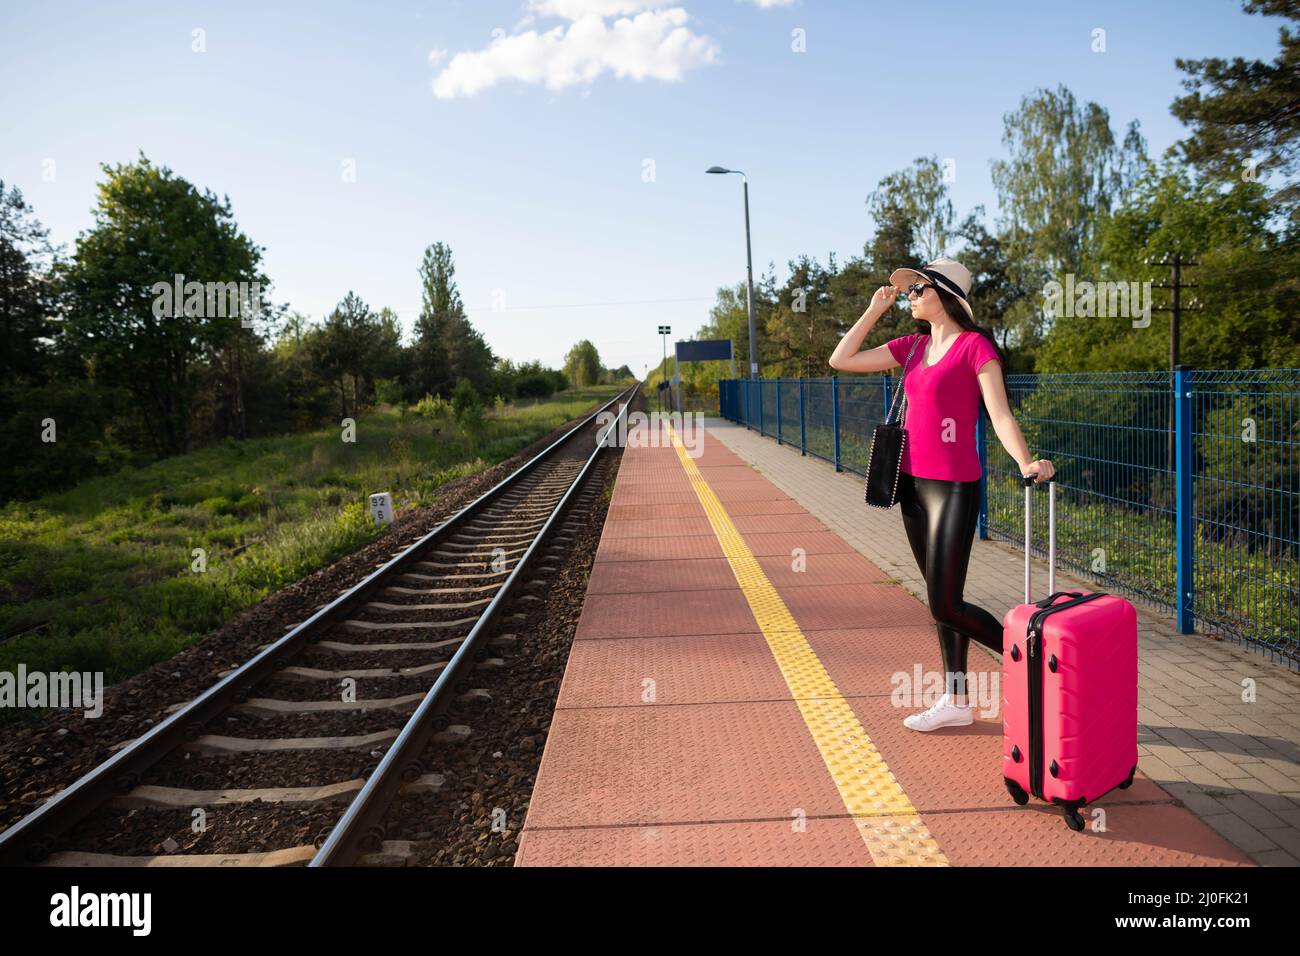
[1022,474,1055,605]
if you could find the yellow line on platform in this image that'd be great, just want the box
[665,423,948,866]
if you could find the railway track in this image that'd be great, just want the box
[0,385,638,867]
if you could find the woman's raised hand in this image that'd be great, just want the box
[862,285,899,321]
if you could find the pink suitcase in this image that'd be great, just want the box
[1001,476,1139,830]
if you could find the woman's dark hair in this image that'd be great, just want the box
[916,284,1009,421]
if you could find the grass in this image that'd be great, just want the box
[0,386,623,699]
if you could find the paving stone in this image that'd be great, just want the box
[1236,762,1300,794]
[1250,848,1300,866]
[1197,814,1281,855]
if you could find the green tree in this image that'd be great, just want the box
[444,312,495,394]
[61,155,265,457]
[866,156,955,262]
[451,376,480,414]
[1040,161,1300,372]
[763,254,842,378]
[0,181,58,380]
[564,339,602,386]
[310,291,392,418]
[372,306,405,384]
[863,192,919,278]
[412,242,495,396]
[270,314,337,430]
[990,85,1146,343]
[411,242,456,399]
[1170,0,1300,224]
[955,208,1024,360]
[700,282,751,373]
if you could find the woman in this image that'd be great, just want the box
[828,257,1055,732]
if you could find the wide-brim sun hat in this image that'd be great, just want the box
[889,257,974,321]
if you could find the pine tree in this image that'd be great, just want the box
[411,243,458,399]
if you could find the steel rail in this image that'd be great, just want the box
[0,385,637,865]
[310,385,637,865]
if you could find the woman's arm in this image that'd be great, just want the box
[828,285,903,373]
[976,360,1057,482]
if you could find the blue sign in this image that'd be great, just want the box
[675,339,733,362]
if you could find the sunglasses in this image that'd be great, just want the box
[906,282,933,297]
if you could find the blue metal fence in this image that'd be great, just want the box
[719,369,1300,668]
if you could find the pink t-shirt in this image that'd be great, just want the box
[885,330,1002,481]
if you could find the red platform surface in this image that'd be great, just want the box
[515,429,1252,867]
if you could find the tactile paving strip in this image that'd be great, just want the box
[665,422,949,867]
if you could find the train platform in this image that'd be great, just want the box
[514,416,1300,867]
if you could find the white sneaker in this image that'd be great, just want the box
[903,693,973,732]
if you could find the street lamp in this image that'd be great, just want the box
[706,165,758,378]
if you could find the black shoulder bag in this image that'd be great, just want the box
[863,335,923,509]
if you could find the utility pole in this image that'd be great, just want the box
[658,324,671,415]
[1149,251,1201,505]
[672,348,681,415]
[1150,251,1201,372]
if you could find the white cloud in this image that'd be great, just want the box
[739,0,797,7]
[529,0,672,19]
[431,6,719,99]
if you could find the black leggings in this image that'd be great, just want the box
[897,470,1004,698]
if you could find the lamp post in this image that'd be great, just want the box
[706,166,758,378]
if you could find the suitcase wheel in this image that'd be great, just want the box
[1063,807,1085,832]
[1117,764,1137,790]
[1004,777,1029,806]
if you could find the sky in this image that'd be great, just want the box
[0,0,1286,376]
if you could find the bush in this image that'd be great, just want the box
[412,394,452,418]
[374,377,405,405]
[515,372,554,399]
[456,402,487,446]
[451,377,479,414]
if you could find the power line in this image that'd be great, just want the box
[357,295,717,316]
